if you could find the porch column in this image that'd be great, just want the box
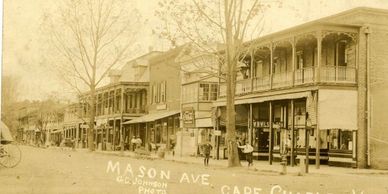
[248,104,253,145]
[113,118,116,150]
[250,49,254,92]
[269,101,273,165]
[292,37,296,86]
[290,99,295,166]
[119,87,124,152]
[76,124,79,148]
[315,91,320,169]
[270,43,274,89]
[316,31,322,82]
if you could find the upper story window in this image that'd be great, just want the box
[336,40,347,66]
[199,83,218,101]
[151,81,167,104]
[296,51,304,69]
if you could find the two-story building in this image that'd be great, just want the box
[214,7,388,169]
[81,51,162,151]
[177,45,220,156]
[124,46,183,152]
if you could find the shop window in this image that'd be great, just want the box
[329,129,353,151]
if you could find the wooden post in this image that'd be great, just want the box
[315,91,320,169]
[292,38,296,86]
[249,104,253,145]
[290,99,295,167]
[120,87,124,153]
[270,43,274,89]
[113,118,116,151]
[269,101,273,165]
[305,128,309,173]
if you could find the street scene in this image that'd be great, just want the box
[2,0,388,194]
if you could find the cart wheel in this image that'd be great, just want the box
[0,143,22,168]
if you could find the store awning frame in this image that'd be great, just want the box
[123,110,180,124]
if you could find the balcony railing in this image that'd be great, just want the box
[295,67,315,85]
[236,79,252,95]
[218,66,357,98]
[272,71,293,88]
[253,76,271,92]
[320,66,356,83]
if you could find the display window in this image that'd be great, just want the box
[329,129,353,151]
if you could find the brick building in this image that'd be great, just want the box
[213,7,388,169]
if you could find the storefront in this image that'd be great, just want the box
[123,110,180,152]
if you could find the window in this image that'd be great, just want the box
[160,81,166,103]
[152,84,157,104]
[336,40,347,66]
[329,129,353,151]
[210,84,218,101]
[199,83,218,101]
[199,84,210,101]
[152,81,167,104]
[296,51,304,69]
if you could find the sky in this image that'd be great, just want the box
[2,0,388,102]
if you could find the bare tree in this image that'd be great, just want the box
[35,99,64,147]
[42,0,142,151]
[1,75,22,136]
[156,0,281,167]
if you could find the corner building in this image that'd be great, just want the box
[214,7,388,169]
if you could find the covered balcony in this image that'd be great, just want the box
[219,27,358,98]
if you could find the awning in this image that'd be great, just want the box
[213,91,310,106]
[123,110,180,124]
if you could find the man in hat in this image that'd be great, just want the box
[201,141,213,166]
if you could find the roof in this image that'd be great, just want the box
[123,110,180,124]
[246,7,388,46]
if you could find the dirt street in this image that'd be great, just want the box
[0,146,387,194]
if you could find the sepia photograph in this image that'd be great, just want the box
[1,0,388,193]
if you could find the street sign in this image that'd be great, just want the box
[214,130,221,136]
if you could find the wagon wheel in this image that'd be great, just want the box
[0,143,22,168]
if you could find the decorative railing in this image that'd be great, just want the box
[252,76,271,92]
[272,71,293,88]
[295,67,315,85]
[217,66,356,98]
[320,66,356,83]
[236,79,252,95]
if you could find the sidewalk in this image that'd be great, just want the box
[47,146,388,176]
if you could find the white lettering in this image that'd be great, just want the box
[221,185,230,194]
[201,174,210,185]
[270,185,282,194]
[106,160,120,175]
[148,168,157,179]
[138,165,146,178]
[179,173,190,183]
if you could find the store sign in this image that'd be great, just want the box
[214,130,221,136]
[182,107,195,127]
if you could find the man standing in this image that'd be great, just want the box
[201,141,213,166]
[238,142,254,166]
[131,136,136,151]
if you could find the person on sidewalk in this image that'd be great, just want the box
[201,141,213,166]
[238,142,254,166]
[131,136,136,151]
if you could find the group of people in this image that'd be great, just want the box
[200,138,254,167]
[130,136,142,151]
